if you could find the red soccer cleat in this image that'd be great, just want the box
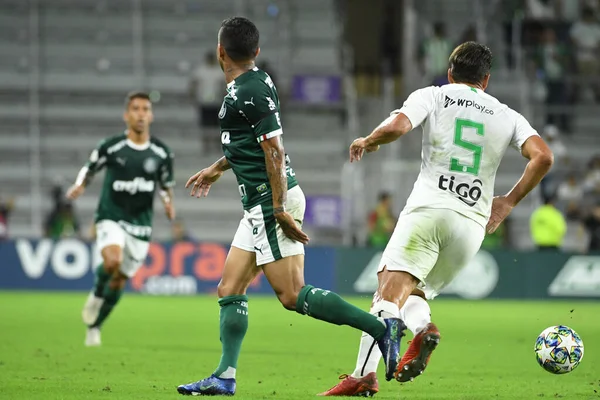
[395,323,440,383]
[317,372,379,397]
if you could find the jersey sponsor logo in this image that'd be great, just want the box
[437,175,482,207]
[218,101,227,119]
[548,256,600,297]
[444,96,494,115]
[444,95,456,108]
[116,157,127,166]
[244,97,255,106]
[112,177,155,195]
[143,157,158,174]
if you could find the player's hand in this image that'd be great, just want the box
[66,184,85,200]
[185,166,223,198]
[274,211,310,244]
[164,202,176,221]
[349,137,380,163]
[486,195,514,234]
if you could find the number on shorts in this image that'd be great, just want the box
[450,119,484,176]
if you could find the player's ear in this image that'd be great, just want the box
[122,110,128,124]
[148,109,154,123]
[481,74,490,90]
[255,47,260,58]
[447,68,454,84]
[217,44,226,62]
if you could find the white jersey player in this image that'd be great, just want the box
[320,42,553,397]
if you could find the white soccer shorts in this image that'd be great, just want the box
[231,185,306,266]
[95,219,150,277]
[378,208,485,299]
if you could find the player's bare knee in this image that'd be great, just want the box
[217,281,246,298]
[277,291,299,311]
[102,255,121,274]
[109,272,128,290]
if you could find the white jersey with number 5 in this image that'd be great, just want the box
[395,83,539,228]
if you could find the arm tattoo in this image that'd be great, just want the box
[265,146,287,211]
[214,156,231,172]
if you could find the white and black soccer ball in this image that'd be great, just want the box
[535,325,584,374]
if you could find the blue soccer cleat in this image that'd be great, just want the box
[377,318,407,381]
[177,375,236,396]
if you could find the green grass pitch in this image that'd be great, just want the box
[0,292,598,399]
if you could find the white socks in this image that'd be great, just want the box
[399,295,431,336]
[351,295,431,378]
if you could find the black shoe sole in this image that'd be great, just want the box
[395,332,440,383]
[177,388,234,396]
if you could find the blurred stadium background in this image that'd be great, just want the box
[0,0,599,294]
[1,1,600,398]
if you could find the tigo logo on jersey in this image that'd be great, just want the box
[112,178,155,195]
[444,96,494,115]
[438,175,482,207]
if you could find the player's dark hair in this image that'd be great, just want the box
[219,17,259,62]
[125,91,151,109]
[448,41,492,86]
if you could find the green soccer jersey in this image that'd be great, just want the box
[219,67,298,210]
[83,133,175,241]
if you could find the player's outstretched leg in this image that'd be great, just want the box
[294,285,405,381]
[178,247,259,396]
[263,256,406,381]
[177,295,247,396]
[82,265,110,325]
[396,295,439,382]
[83,244,124,346]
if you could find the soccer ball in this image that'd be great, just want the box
[535,325,584,374]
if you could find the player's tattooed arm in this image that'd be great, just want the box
[260,136,309,244]
[261,137,287,211]
[213,156,231,172]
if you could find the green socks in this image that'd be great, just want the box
[214,295,249,379]
[93,265,111,298]
[296,285,386,341]
[91,285,123,328]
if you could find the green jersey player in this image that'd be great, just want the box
[66,91,176,347]
[176,17,404,397]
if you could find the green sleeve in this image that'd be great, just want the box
[85,140,108,173]
[159,147,175,189]
[236,84,282,143]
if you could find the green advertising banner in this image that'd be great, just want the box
[335,249,600,299]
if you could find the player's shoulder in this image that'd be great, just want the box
[235,68,274,96]
[149,136,173,159]
[98,133,127,150]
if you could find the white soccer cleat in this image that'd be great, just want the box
[82,292,104,326]
[85,327,102,347]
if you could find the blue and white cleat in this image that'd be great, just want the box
[177,375,236,396]
[377,318,406,382]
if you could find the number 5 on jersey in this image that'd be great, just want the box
[450,119,484,176]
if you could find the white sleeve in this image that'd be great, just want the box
[510,112,539,152]
[390,87,435,130]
